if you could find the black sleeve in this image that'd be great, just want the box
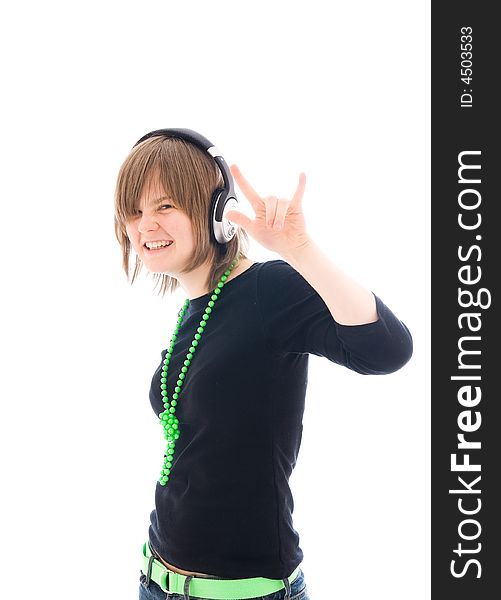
[256,260,413,375]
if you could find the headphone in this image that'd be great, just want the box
[132,128,238,245]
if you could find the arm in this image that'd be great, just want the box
[227,164,412,373]
[280,238,379,326]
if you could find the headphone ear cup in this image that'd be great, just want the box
[209,188,224,244]
[209,189,223,244]
[210,189,238,244]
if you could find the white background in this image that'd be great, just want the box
[1,1,430,598]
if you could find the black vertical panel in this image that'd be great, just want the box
[432,3,499,598]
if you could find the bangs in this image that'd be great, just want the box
[115,138,183,226]
[115,135,223,228]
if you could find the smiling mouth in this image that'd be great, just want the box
[144,242,174,253]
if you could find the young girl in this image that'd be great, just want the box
[114,128,413,600]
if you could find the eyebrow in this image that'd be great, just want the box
[140,195,174,208]
[150,196,172,204]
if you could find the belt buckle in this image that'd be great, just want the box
[144,549,171,593]
[158,566,170,594]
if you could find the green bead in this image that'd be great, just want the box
[181,366,188,373]
[214,288,221,295]
[221,274,228,281]
[205,307,212,314]
[169,407,176,413]
[171,400,177,406]
[217,281,224,288]
[202,314,209,321]
[161,383,167,390]
[184,359,190,366]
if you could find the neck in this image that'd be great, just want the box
[182,255,252,300]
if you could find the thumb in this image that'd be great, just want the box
[226,210,252,232]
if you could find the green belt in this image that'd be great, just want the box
[141,541,301,599]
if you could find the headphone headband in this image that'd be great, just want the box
[134,128,213,152]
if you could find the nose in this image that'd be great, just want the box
[137,212,160,234]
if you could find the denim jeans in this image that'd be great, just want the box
[138,567,310,600]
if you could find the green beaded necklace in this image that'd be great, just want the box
[157,254,240,486]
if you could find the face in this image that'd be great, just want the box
[125,173,197,277]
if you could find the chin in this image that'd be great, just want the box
[146,265,174,275]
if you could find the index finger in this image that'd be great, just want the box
[230,164,262,208]
[291,172,306,206]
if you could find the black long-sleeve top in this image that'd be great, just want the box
[147,259,413,579]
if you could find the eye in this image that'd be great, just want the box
[160,204,174,210]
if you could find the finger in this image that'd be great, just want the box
[230,164,262,209]
[264,196,279,228]
[272,198,290,230]
[226,209,254,233]
[291,172,306,207]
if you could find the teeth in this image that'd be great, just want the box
[145,241,173,249]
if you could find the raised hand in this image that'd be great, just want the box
[226,164,311,256]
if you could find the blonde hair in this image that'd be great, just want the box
[114,135,250,297]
